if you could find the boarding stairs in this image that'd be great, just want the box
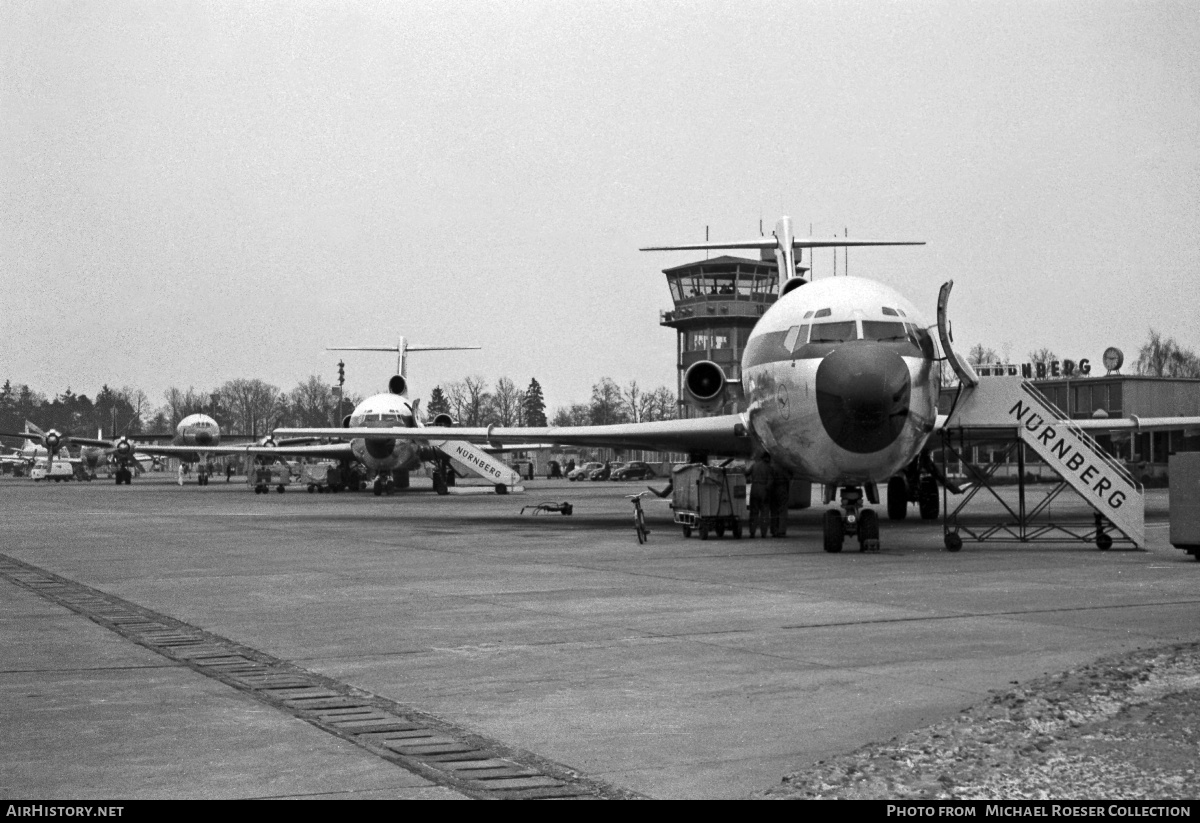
[940,377,1144,548]
[428,439,523,492]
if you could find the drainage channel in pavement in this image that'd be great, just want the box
[0,554,641,800]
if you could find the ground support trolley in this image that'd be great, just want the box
[252,464,291,495]
[672,464,747,540]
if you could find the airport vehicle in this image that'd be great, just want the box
[628,491,653,544]
[672,464,746,540]
[273,217,1200,551]
[568,462,603,481]
[611,461,657,481]
[30,459,75,482]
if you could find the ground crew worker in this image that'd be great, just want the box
[768,460,793,537]
[747,453,773,538]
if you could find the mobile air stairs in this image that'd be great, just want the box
[934,281,1144,552]
[426,438,524,495]
[938,378,1144,552]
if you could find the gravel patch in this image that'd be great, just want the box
[757,642,1200,800]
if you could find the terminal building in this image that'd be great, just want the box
[658,253,793,417]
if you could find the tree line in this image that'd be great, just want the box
[0,374,678,443]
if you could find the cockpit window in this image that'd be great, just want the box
[813,308,832,318]
[861,321,910,341]
[809,321,858,343]
[782,324,810,353]
[881,307,898,317]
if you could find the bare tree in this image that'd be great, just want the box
[645,385,679,421]
[288,375,338,428]
[491,377,523,426]
[219,378,282,437]
[447,375,492,426]
[1135,329,1200,377]
[623,380,653,423]
[590,378,629,425]
[551,403,592,426]
[968,343,999,365]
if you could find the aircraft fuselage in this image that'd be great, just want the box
[742,276,939,485]
[346,393,422,474]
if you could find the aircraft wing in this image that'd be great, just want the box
[933,412,1200,435]
[1072,416,1200,434]
[277,415,755,457]
[126,442,357,460]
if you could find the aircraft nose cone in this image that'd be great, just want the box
[194,431,214,445]
[815,344,912,454]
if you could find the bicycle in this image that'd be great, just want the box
[627,491,653,544]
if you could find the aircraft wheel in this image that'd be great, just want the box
[945,532,963,552]
[373,479,383,496]
[918,477,939,520]
[1097,533,1113,551]
[887,476,908,520]
[308,485,315,493]
[277,485,285,493]
[115,475,122,485]
[495,484,508,495]
[823,509,845,553]
[858,509,880,551]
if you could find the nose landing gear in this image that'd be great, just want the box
[372,474,396,496]
[823,485,881,553]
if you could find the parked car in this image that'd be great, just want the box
[568,461,603,481]
[589,462,625,481]
[610,461,656,481]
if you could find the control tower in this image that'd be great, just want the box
[659,253,798,417]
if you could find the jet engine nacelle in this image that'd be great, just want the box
[388,374,407,396]
[683,360,732,412]
[113,437,134,459]
[431,413,456,428]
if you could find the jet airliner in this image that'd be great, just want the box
[275,216,1200,552]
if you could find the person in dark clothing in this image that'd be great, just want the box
[747,454,773,538]
[768,460,793,537]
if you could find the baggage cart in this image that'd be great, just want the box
[671,464,747,539]
[300,461,340,493]
[252,463,291,494]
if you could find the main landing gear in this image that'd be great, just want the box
[113,468,134,485]
[886,456,941,521]
[823,485,881,553]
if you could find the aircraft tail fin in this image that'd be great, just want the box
[328,337,481,378]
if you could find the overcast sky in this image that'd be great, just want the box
[4,0,1198,412]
